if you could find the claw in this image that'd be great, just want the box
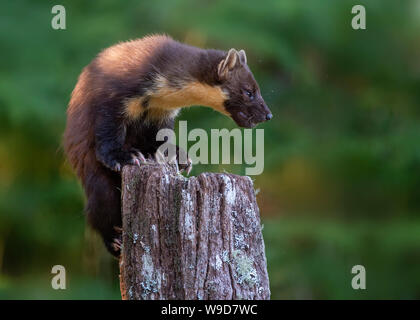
[186,162,192,176]
[130,148,145,167]
[136,151,146,163]
[180,157,192,175]
[112,238,122,251]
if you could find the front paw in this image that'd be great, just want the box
[99,148,146,172]
[178,154,192,175]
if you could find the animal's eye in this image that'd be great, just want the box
[245,90,254,99]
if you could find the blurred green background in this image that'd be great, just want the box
[1,0,419,299]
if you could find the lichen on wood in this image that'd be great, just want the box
[119,162,270,300]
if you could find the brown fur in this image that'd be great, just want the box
[63,34,271,257]
[96,35,171,77]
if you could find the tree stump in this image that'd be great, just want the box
[119,163,270,300]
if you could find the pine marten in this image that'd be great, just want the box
[63,34,272,257]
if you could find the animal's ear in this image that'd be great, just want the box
[217,48,240,80]
[238,49,247,65]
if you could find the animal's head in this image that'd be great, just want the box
[218,49,272,128]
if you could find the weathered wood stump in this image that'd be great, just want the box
[119,163,270,300]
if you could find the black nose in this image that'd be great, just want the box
[266,113,273,121]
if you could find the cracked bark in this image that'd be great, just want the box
[119,162,270,300]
